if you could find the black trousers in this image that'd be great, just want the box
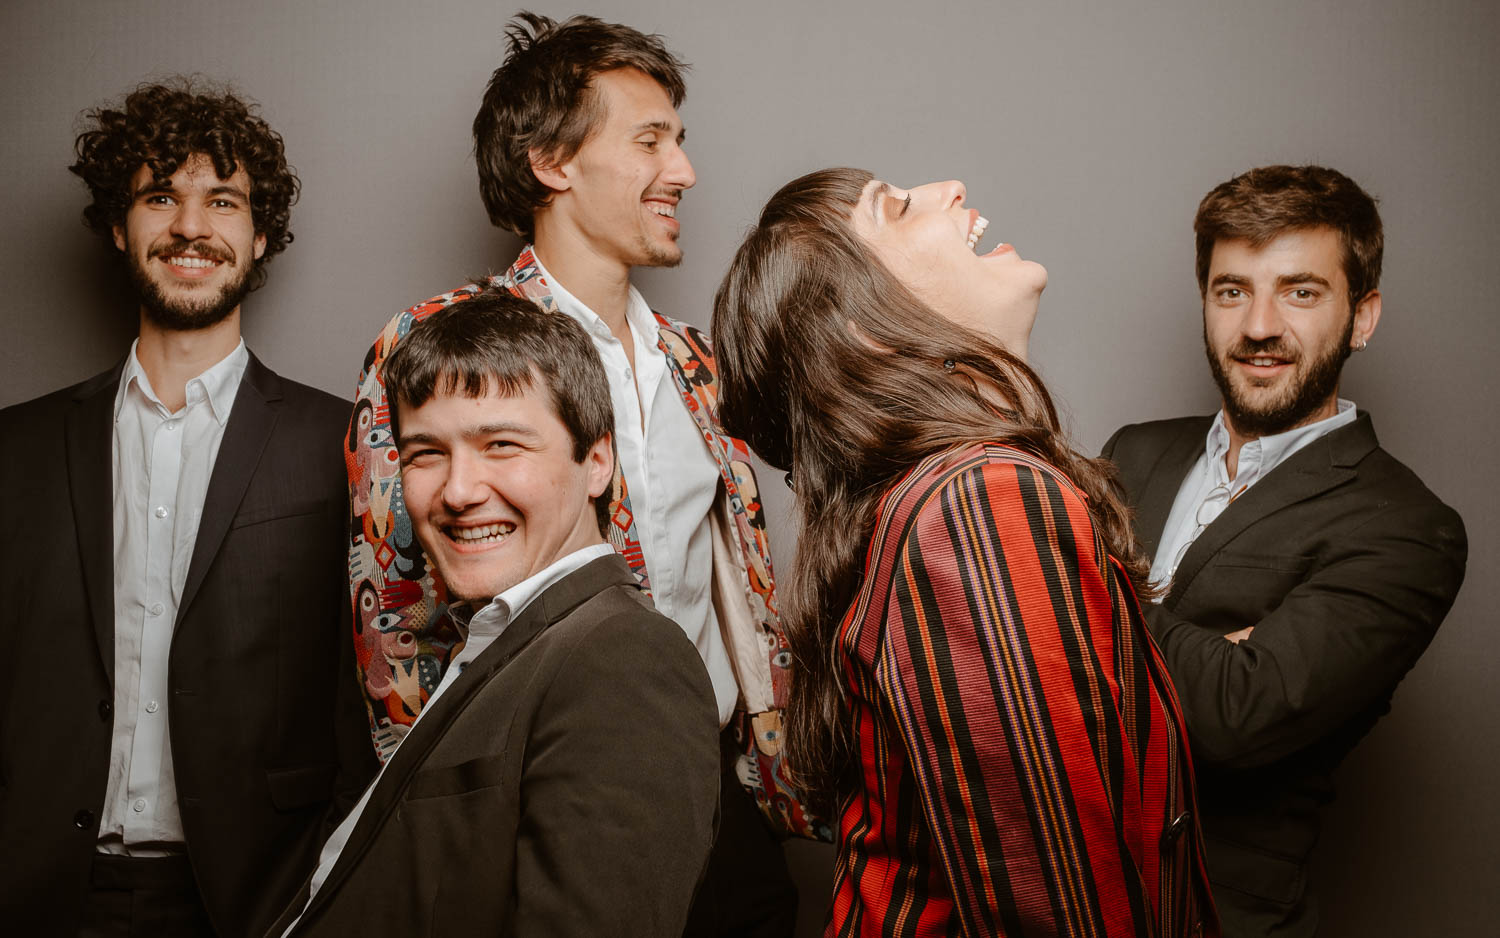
[78,854,215,938]
[683,730,800,938]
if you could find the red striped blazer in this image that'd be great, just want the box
[830,444,1216,937]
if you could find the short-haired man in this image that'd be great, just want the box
[1103,164,1467,937]
[345,13,810,934]
[0,81,375,937]
[273,293,719,936]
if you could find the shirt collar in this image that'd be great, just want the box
[114,338,249,425]
[529,249,656,347]
[457,542,617,642]
[1206,398,1358,486]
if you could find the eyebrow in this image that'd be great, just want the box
[1208,273,1252,289]
[633,119,685,141]
[398,422,538,449]
[1275,272,1332,289]
[133,179,251,202]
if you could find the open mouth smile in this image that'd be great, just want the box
[445,521,515,546]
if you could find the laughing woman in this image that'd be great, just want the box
[712,168,1217,938]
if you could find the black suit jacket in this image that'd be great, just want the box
[1104,413,1466,937]
[0,354,378,937]
[273,553,720,938]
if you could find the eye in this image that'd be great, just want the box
[400,447,442,468]
[638,137,659,152]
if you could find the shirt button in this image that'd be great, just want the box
[98,700,112,722]
[132,799,146,813]
[165,420,179,431]
[623,366,633,379]
[145,700,160,714]
[154,506,168,519]
[148,603,165,617]
[74,809,95,829]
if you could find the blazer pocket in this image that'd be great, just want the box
[1204,833,1306,906]
[406,752,511,801]
[1214,551,1316,574]
[266,764,335,812]
[231,497,330,529]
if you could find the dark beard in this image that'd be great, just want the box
[1205,316,1352,437]
[127,239,252,331]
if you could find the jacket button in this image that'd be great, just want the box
[73,809,95,829]
[1160,810,1192,851]
[98,700,112,722]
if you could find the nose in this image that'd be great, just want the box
[440,450,489,513]
[663,142,696,191]
[910,179,966,210]
[1242,292,1286,341]
[168,198,212,242]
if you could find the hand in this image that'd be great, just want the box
[1223,626,1254,644]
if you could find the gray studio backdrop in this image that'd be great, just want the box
[3,1,1495,933]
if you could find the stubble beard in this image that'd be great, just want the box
[127,238,254,332]
[636,231,683,269]
[1204,314,1353,438]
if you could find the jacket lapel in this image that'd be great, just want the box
[1167,413,1378,604]
[176,353,281,626]
[298,554,639,923]
[64,365,126,682]
[1134,421,1210,559]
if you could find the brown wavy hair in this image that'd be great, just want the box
[1195,164,1383,316]
[473,11,688,240]
[70,78,299,289]
[712,167,1151,807]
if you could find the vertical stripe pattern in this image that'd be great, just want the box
[830,445,1215,937]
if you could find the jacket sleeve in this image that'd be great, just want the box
[1145,500,1467,768]
[512,607,720,937]
[875,460,1159,937]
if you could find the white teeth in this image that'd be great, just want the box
[647,202,676,218]
[167,255,219,268]
[1249,358,1280,366]
[966,216,989,251]
[450,522,515,543]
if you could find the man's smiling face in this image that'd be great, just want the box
[1202,226,1378,438]
[112,152,266,330]
[542,67,696,271]
[396,379,613,603]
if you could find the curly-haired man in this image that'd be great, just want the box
[0,80,376,937]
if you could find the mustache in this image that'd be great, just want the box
[148,238,233,264]
[1226,337,1298,361]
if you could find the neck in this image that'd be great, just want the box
[531,222,633,336]
[135,309,242,411]
[1219,392,1340,480]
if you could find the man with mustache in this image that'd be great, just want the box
[1104,164,1467,937]
[0,81,375,937]
[344,12,807,937]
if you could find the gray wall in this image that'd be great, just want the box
[3,0,1495,933]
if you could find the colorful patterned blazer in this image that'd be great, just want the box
[830,444,1217,937]
[344,246,824,840]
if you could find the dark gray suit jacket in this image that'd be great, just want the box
[0,354,377,937]
[1104,412,1466,938]
[273,553,720,938]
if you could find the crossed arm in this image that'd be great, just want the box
[1143,502,1467,769]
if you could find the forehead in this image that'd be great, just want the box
[1209,227,1346,282]
[126,152,252,194]
[397,381,560,436]
[591,67,682,133]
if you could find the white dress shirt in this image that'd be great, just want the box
[1149,399,1358,596]
[99,339,248,855]
[534,257,738,727]
[285,542,615,934]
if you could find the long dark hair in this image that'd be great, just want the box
[712,167,1150,806]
